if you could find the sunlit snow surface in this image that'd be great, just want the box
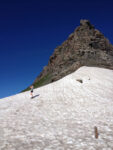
[0,66,113,150]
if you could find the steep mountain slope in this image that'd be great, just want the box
[0,66,113,149]
[31,20,113,90]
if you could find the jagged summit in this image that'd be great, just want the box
[80,19,94,28]
[25,20,113,90]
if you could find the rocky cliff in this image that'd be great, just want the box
[29,20,113,89]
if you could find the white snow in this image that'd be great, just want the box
[0,66,113,150]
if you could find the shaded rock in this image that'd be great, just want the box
[76,79,83,83]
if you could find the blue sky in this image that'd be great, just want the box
[0,0,113,98]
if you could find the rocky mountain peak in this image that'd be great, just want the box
[24,20,113,91]
[80,19,94,28]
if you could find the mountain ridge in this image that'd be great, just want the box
[24,19,113,91]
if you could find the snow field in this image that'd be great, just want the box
[0,66,113,150]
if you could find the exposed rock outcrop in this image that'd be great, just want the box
[31,19,113,89]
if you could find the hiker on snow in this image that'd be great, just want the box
[30,85,34,98]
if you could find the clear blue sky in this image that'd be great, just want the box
[0,0,113,99]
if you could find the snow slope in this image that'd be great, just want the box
[0,66,113,150]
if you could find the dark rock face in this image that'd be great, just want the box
[33,20,113,88]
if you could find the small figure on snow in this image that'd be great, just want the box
[30,85,34,99]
